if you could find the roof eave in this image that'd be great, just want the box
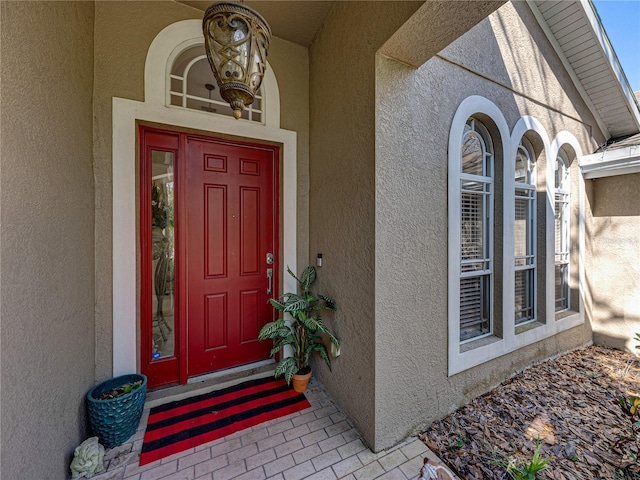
[581,0,640,132]
[527,0,610,139]
[580,145,640,179]
[528,0,640,140]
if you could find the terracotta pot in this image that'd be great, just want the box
[292,371,312,393]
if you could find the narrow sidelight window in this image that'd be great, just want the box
[460,118,494,342]
[554,152,570,312]
[514,139,536,325]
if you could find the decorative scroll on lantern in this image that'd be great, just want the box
[202,2,271,119]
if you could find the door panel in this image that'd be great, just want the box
[240,289,260,342]
[185,137,277,377]
[205,185,227,277]
[205,293,227,349]
[241,187,260,274]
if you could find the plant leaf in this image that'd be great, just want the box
[275,356,296,381]
[258,319,288,340]
[325,331,340,349]
[284,362,298,384]
[302,317,339,349]
[268,298,287,311]
[270,344,283,356]
[303,315,322,332]
[270,334,296,356]
[318,294,337,310]
[300,266,317,291]
[286,266,303,286]
[284,299,309,315]
[309,342,332,371]
[271,334,296,355]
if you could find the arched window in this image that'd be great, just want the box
[554,151,570,312]
[447,103,585,374]
[168,44,264,123]
[514,138,536,325]
[459,118,494,342]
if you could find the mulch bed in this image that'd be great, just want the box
[420,345,640,479]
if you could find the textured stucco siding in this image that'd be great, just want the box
[308,1,423,449]
[588,173,640,352]
[0,2,96,477]
[93,1,310,380]
[268,37,311,272]
[374,1,598,449]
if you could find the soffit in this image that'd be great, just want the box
[530,0,640,139]
[176,1,336,47]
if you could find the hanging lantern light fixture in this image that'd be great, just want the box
[202,2,271,119]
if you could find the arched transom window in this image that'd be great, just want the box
[169,44,264,123]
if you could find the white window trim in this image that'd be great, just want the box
[112,20,296,376]
[448,100,585,376]
[448,96,511,373]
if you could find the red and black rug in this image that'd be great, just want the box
[139,376,311,465]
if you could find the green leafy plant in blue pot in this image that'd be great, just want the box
[86,373,147,448]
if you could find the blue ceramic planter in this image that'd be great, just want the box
[86,373,147,448]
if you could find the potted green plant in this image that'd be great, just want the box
[258,266,339,392]
[86,373,147,448]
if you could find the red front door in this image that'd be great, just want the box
[184,136,277,377]
[140,127,279,387]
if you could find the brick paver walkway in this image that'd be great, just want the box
[92,377,457,480]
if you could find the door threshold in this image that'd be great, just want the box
[187,359,275,384]
[146,359,275,409]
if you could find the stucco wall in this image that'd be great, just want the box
[308,1,422,448]
[268,38,311,271]
[374,1,598,449]
[0,2,96,477]
[588,173,640,352]
[93,1,310,379]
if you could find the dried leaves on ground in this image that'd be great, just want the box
[421,346,640,479]
[97,381,143,400]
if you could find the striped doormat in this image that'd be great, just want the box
[139,376,311,465]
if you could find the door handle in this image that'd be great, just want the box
[266,268,273,295]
